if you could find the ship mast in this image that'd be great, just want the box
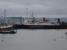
[31,11,34,19]
[31,11,35,23]
[4,9,7,24]
[26,8,28,17]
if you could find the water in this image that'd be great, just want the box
[0,29,67,50]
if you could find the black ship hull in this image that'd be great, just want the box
[13,24,67,29]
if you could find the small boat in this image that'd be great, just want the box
[0,25,16,34]
[0,9,17,34]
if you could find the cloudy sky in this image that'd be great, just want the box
[0,0,67,18]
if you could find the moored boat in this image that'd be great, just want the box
[21,19,67,29]
[0,25,16,34]
[22,22,61,29]
[13,17,67,29]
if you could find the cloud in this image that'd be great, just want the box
[0,0,67,18]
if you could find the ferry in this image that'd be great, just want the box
[21,18,67,29]
[13,17,67,29]
[21,22,60,29]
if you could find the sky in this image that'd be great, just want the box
[0,0,67,18]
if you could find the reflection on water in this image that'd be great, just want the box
[64,32,67,40]
[0,29,67,50]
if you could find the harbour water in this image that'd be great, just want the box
[0,29,67,50]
